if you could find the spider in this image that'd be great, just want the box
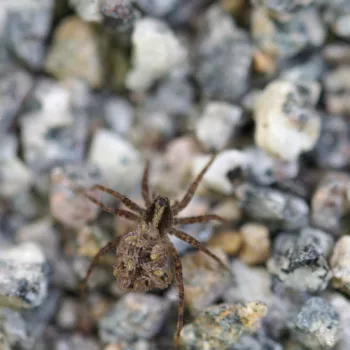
[78,155,230,348]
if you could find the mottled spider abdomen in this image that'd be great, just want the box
[113,227,173,292]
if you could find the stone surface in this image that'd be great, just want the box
[237,183,309,230]
[19,78,88,177]
[195,102,243,151]
[191,151,248,195]
[314,115,350,169]
[268,232,332,293]
[0,67,33,134]
[208,231,242,256]
[252,6,325,59]
[88,129,142,194]
[245,147,299,186]
[254,80,321,161]
[99,293,170,342]
[290,297,341,349]
[0,243,49,308]
[239,223,270,265]
[323,0,350,39]
[135,0,178,16]
[324,66,350,116]
[331,236,350,295]
[224,260,272,305]
[180,302,268,349]
[69,0,102,22]
[195,6,252,102]
[298,227,334,258]
[49,164,102,229]
[311,172,350,234]
[45,16,104,88]
[126,18,187,91]
[181,248,232,313]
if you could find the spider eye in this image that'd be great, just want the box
[157,197,167,206]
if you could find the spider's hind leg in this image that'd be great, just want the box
[80,237,121,296]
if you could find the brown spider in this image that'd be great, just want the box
[78,155,229,348]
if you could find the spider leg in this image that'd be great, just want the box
[172,155,216,215]
[80,192,139,221]
[171,228,229,271]
[80,237,121,296]
[169,242,185,349]
[174,214,226,225]
[78,184,144,213]
[141,160,152,206]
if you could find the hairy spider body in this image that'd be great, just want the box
[78,156,229,349]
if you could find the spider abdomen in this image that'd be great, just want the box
[113,230,173,293]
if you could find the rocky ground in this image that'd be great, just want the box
[0,0,350,349]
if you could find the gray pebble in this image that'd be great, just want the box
[195,6,252,102]
[268,231,332,293]
[236,183,309,230]
[55,334,100,350]
[69,0,102,22]
[298,227,334,258]
[0,243,49,308]
[99,293,171,342]
[291,297,342,349]
[56,297,78,330]
[135,0,178,16]
[0,66,33,135]
[5,8,53,69]
[314,115,350,169]
[323,0,350,39]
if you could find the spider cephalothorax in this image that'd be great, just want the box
[77,155,230,348]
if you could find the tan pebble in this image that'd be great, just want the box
[209,231,242,256]
[239,223,270,265]
[253,50,277,75]
[221,0,245,14]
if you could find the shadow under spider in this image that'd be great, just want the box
[77,155,231,349]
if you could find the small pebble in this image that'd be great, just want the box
[208,231,242,256]
[88,129,142,194]
[126,18,187,91]
[290,297,342,349]
[192,151,248,195]
[0,242,49,308]
[45,16,104,88]
[181,302,268,349]
[224,260,272,305]
[254,80,321,161]
[330,236,350,295]
[56,297,78,330]
[195,6,252,102]
[323,1,350,39]
[69,0,102,22]
[50,164,101,229]
[237,183,309,230]
[298,227,334,258]
[239,223,270,265]
[181,248,231,313]
[268,231,332,293]
[324,66,350,116]
[195,102,243,151]
[135,0,178,17]
[311,172,350,234]
[99,293,170,342]
[314,115,350,169]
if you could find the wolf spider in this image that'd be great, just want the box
[78,155,229,348]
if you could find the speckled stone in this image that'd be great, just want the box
[99,293,171,342]
[195,6,252,102]
[236,183,309,230]
[0,243,49,308]
[254,80,321,161]
[181,302,268,349]
[290,297,341,349]
[311,172,350,234]
[267,232,332,293]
